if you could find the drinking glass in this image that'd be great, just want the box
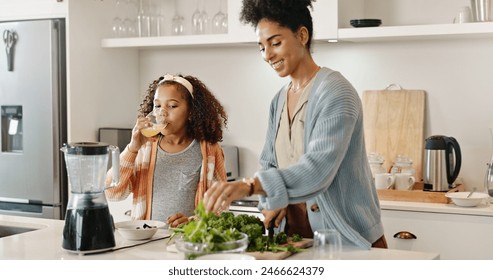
[200,0,210,34]
[137,0,151,37]
[141,109,167,137]
[155,0,166,36]
[111,0,125,37]
[171,0,185,35]
[212,0,227,34]
[191,0,202,34]
[313,229,342,260]
[122,0,137,37]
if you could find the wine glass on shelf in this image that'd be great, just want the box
[148,0,156,36]
[137,0,151,37]
[221,9,228,33]
[212,0,227,34]
[191,0,202,34]
[111,0,124,37]
[200,0,210,34]
[155,0,165,37]
[171,0,185,35]
[122,0,137,37]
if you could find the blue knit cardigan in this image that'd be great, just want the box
[256,67,384,248]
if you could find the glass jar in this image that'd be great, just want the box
[368,152,386,179]
[391,155,415,176]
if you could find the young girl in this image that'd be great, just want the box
[106,74,228,227]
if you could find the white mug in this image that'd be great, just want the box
[394,173,416,190]
[374,173,395,189]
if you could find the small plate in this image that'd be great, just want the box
[350,19,382,28]
[195,253,256,260]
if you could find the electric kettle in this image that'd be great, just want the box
[423,135,462,192]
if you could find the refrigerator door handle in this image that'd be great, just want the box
[2,29,17,71]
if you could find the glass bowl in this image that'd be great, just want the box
[174,232,248,260]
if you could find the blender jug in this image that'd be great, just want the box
[60,142,120,254]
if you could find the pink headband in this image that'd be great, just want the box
[158,74,194,98]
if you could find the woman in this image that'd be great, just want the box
[203,0,386,249]
[105,74,228,228]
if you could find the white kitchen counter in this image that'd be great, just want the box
[0,214,439,260]
[379,199,493,217]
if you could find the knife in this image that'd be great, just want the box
[268,220,275,242]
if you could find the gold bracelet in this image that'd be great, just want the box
[242,178,255,196]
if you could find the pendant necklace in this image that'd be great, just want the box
[290,66,320,94]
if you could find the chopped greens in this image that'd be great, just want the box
[171,201,305,254]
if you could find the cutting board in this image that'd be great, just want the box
[362,88,426,181]
[246,238,313,260]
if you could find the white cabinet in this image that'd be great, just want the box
[381,208,493,259]
[337,0,493,41]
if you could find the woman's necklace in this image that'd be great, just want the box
[290,66,320,94]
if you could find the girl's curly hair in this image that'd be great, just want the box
[138,74,228,144]
[240,0,315,50]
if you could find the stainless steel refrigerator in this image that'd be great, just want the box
[0,19,67,219]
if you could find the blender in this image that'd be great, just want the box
[60,142,120,254]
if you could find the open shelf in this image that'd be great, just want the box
[101,33,256,49]
[338,22,493,42]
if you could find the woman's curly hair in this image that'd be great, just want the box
[138,74,228,144]
[240,0,315,50]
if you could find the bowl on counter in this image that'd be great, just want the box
[445,192,489,207]
[174,232,248,260]
[115,220,167,240]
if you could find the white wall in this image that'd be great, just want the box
[135,37,493,191]
[4,0,490,191]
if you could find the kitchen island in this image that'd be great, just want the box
[0,214,439,260]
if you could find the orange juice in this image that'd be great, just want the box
[141,128,160,137]
[141,123,166,137]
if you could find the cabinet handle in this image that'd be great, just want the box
[393,231,417,239]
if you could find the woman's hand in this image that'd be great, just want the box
[203,180,250,213]
[166,213,189,228]
[262,208,286,230]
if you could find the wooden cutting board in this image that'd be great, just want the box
[246,238,313,260]
[362,88,426,181]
